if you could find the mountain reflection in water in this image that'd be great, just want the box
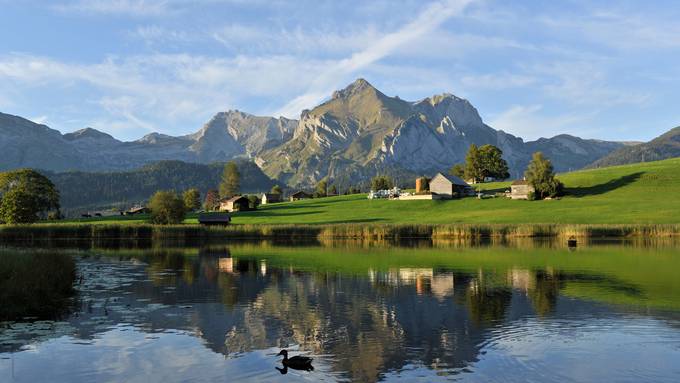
[1,241,680,382]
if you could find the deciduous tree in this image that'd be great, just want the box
[525,152,563,199]
[182,188,201,212]
[270,185,283,195]
[371,175,393,191]
[0,169,60,224]
[149,190,185,224]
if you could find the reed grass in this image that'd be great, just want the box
[0,249,77,320]
[2,222,680,243]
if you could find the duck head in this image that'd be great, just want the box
[277,350,288,358]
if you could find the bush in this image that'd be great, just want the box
[149,190,186,224]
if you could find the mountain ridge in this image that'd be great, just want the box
[0,79,631,185]
[588,127,680,168]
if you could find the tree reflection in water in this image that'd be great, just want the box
[2,242,678,382]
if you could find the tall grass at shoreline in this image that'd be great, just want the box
[2,222,680,243]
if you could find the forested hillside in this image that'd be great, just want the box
[46,160,276,213]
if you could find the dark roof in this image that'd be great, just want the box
[433,172,470,187]
[263,193,282,200]
[511,179,529,186]
[291,191,311,197]
[221,195,248,203]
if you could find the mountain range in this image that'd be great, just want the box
[0,79,641,186]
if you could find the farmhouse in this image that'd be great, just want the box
[290,191,312,202]
[261,193,283,204]
[510,179,535,200]
[429,173,472,198]
[219,195,251,212]
[197,212,231,226]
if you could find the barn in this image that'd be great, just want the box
[219,195,251,212]
[428,173,472,198]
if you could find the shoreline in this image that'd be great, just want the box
[1,223,680,242]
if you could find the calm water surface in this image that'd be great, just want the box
[1,240,680,382]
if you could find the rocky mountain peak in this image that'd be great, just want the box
[63,127,116,141]
[331,78,378,100]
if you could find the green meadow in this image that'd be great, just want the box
[204,158,680,225]
[50,158,680,226]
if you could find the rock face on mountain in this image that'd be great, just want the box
[588,127,680,168]
[0,80,627,185]
[259,79,625,186]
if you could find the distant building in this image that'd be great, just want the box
[510,179,535,200]
[198,212,231,226]
[261,193,283,205]
[429,173,472,198]
[289,191,312,202]
[125,206,149,215]
[219,195,251,212]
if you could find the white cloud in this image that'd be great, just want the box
[531,62,651,107]
[30,115,49,125]
[274,0,477,117]
[538,9,680,51]
[211,24,379,56]
[53,0,172,16]
[131,25,191,45]
[0,52,331,135]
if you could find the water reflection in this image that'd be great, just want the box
[1,241,680,382]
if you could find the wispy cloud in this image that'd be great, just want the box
[274,0,476,117]
[30,115,49,125]
[0,52,328,134]
[53,0,172,16]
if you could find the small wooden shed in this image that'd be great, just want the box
[289,191,312,202]
[219,195,251,212]
[429,173,472,198]
[510,179,535,200]
[261,193,283,205]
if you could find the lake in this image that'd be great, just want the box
[1,239,679,382]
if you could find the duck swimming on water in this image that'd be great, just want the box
[277,349,314,371]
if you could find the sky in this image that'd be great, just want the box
[1,0,679,142]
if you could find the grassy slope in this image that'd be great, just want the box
[65,158,680,225]
[218,158,680,225]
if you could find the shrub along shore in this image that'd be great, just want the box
[1,222,680,243]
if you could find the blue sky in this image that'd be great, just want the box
[1,0,679,142]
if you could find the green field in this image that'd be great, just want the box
[61,158,680,225]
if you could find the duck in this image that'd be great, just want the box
[277,349,314,371]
